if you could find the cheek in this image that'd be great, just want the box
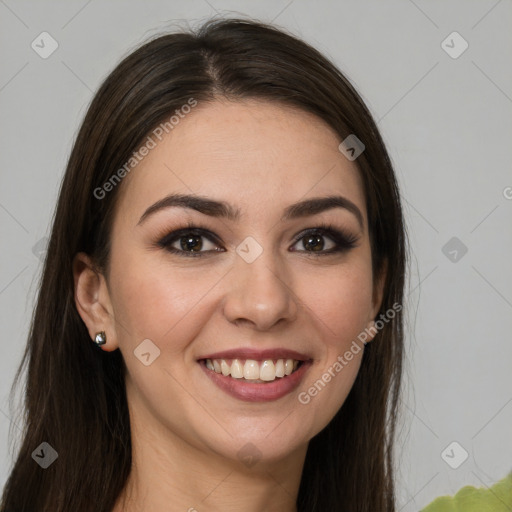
[108,244,226,350]
[110,238,374,356]
[298,260,374,348]
[291,259,373,427]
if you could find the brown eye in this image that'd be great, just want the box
[179,234,204,252]
[300,234,331,252]
[290,226,359,255]
[158,227,224,257]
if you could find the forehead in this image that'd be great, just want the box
[114,99,367,226]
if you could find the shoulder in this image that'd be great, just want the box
[420,471,512,512]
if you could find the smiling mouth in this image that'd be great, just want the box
[201,358,303,383]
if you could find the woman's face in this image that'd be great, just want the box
[94,99,383,465]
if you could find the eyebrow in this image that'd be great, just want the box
[137,193,364,229]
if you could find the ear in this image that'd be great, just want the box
[366,258,388,342]
[73,252,119,352]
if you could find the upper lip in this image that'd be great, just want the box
[198,348,312,361]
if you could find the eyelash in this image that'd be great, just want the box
[156,221,360,258]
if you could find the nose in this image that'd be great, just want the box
[222,247,299,331]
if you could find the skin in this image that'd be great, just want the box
[73,99,385,512]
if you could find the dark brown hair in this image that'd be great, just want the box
[1,17,407,512]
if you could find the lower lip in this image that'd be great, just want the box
[199,361,311,402]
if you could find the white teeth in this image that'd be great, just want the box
[275,359,285,378]
[204,357,303,382]
[259,360,276,381]
[231,359,244,379]
[284,359,294,376]
[221,360,230,376]
[243,360,260,380]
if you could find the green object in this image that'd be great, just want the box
[421,472,512,512]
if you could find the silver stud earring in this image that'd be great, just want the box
[94,331,107,346]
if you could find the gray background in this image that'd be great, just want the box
[1,0,511,510]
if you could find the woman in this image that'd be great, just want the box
[1,18,407,511]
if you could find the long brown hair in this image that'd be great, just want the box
[1,17,407,512]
